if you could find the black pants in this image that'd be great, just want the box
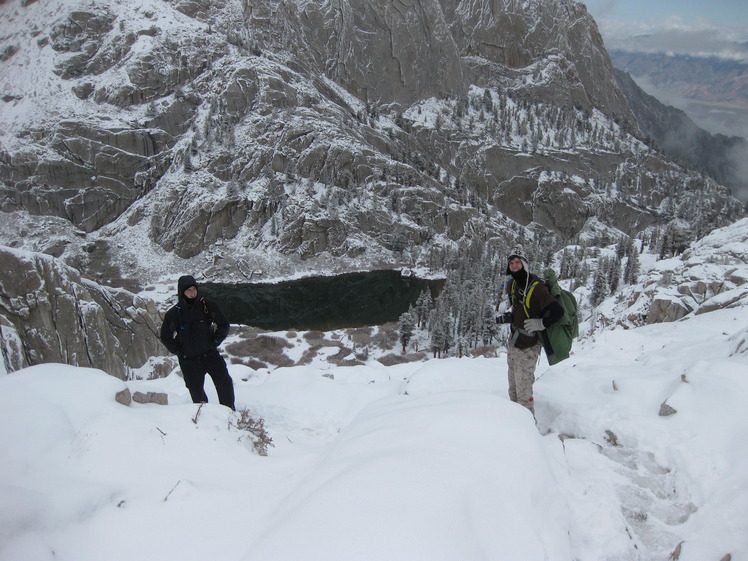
[179,351,235,410]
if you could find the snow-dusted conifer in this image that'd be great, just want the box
[398,311,415,353]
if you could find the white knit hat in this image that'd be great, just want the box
[506,246,530,274]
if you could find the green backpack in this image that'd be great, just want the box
[540,268,579,365]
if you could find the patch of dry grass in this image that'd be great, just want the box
[468,345,500,358]
[349,326,374,345]
[297,345,323,366]
[233,408,274,456]
[371,323,398,350]
[303,330,326,343]
[226,333,295,368]
[224,322,439,369]
[326,347,365,367]
[229,357,268,370]
[377,351,427,366]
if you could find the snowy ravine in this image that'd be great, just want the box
[1,298,746,561]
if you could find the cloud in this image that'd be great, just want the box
[586,0,618,19]
[595,20,748,62]
[726,143,748,203]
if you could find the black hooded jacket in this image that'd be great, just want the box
[160,275,230,359]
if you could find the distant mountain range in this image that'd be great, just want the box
[609,50,748,141]
[614,67,748,204]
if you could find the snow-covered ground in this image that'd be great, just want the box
[2,298,746,561]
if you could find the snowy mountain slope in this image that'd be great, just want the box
[0,0,744,290]
[587,217,748,333]
[1,10,746,561]
[1,213,746,385]
[538,303,748,561]
[1,285,746,561]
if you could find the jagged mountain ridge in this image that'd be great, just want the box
[614,68,748,203]
[0,0,744,288]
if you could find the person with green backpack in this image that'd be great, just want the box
[495,247,565,417]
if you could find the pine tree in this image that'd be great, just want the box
[440,313,454,356]
[414,289,431,327]
[658,227,670,259]
[624,244,640,285]
[608,255,621,294]
[481,303,498,345]
[616,237,628,260]
[482,88,494,113]
[183,152,194,172]
[590,258,609,306]
[398,311,415,353]
[428,297,456,358]
[429,319,445,358]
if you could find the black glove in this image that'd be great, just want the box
[496,312,512,324]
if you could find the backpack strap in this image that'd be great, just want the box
[510,277,541,318]
[175,305,185,331]
[523,282,539,317]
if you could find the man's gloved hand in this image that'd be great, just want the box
[524,318,546,333]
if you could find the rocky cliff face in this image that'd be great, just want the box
[0,246,164,378]
[2,0,743,289]
[251,0,633,121]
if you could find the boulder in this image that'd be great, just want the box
[659,401,677,417]
[646,297,691,324]
[115,388,132,406]
[132,391,168,405]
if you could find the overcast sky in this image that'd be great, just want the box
[581,0,748,61]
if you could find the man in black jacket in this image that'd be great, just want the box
[160,275,235,410]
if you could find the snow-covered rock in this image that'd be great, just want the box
[0,246,164,377]
[601,218,748,328]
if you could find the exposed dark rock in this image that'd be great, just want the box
[659,402,677,417]
[132,390,168,405]
[647,297,691,324]
[115,388,132,406]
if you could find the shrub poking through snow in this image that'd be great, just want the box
[233,408,274,456]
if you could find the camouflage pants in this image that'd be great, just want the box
[507,342,541,415]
